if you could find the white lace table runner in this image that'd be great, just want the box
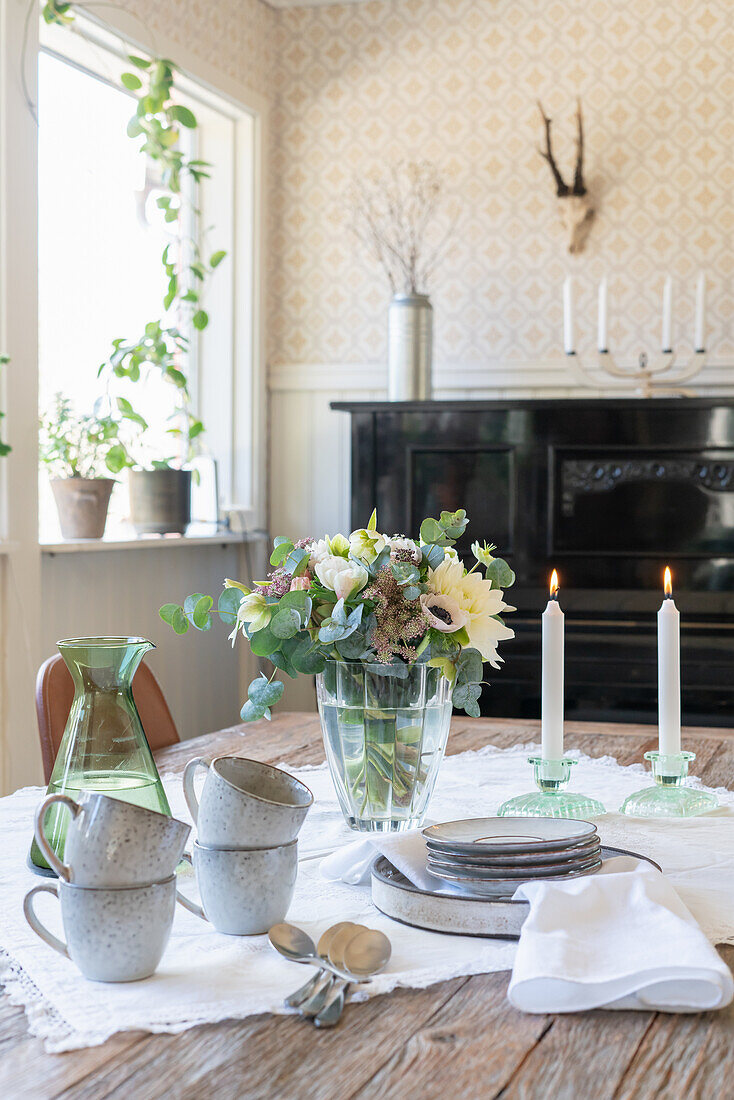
[2,741,734,1052]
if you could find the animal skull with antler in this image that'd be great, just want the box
[537,99,595,254]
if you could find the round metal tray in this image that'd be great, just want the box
[371,846,661,939]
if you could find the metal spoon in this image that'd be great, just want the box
[285,922,355,1010]
[314,929,392,1029]
[268,922,357,981]
[300,923,367,1018]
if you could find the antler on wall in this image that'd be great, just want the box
[537,99,596,254]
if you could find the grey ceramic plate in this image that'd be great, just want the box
[424,835,601,867]
[426,849,602,880]
[423,816,597,855]
[371,846,662,937]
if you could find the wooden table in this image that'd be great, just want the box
[3,714,734,1099]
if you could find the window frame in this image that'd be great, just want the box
[37,15,265,528]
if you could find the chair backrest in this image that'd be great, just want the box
[35,654,180,783]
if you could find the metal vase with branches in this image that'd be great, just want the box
[349,161,455,402]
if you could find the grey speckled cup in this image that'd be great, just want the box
[177,840,298,935]
[183,756,313,849]
[23,876,179,982]
[34,791,191,886]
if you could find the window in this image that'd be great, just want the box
[37,17,258,539]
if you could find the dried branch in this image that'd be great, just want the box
[572,98,586,196]
[347,161,455,295]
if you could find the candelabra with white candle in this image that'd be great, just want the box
[620,567,718,817]
[498,571,606,819]
[562,273,708,397]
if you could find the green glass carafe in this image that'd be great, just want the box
[29,636,172,874]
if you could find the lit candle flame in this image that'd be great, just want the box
[664,566,672,598]
[550,569,559,599]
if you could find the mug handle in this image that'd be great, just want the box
[182,757,210,826]
[23,883,69,959]
[34,794,80,881]
[174,852,208,922]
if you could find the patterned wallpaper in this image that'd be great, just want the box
[125,0,276,99]
[268,0,734,373]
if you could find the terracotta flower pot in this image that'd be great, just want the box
[129,468,191,535]
[50,478,114,540]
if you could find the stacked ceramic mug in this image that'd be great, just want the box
[25,793,191,982]
[180,756,313,935]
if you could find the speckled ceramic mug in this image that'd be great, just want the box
[183,756,313,849]
[176,840,298,935]
[34,791,191,886]
[23,876,181,982]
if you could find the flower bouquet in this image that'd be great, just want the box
[160,509,515,830]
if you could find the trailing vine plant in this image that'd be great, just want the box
[38,1,226,469]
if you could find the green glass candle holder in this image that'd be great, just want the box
[498,756,606,819]
[620,751,718,817]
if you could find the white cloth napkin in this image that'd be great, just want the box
[320,828,439,890]
[508,857,734,1014]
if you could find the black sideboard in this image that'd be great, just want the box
[332,398,734,726]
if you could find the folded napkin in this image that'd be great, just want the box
[320,828,439,890]
[508,857,734,1014]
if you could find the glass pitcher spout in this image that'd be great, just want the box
[30,636,172,875]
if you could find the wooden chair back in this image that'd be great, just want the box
[35,654,180,783]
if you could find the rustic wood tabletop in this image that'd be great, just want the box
[3,713,734,1100]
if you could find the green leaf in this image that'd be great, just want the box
[248,625,280,657]
[485,557,516,588]
[159,603,189,635]
[284,547,310,577]
[332,598,347,626]
[121,72,143,90]
[126,117,143,138]
[240,699,265,722]
[270,538,294,567]
[403,585,421,601]
[192,594,213,630]
[290,636,326,674]
[218,587,243,625]
[248,675,285,708]
[192,309,209,331]
[168,104,197,128]
[423,544,446,571]
[367,508,377,531]
[391,561,420,586]
[270,607,301,639]
[128,54,151,69]
[420,517,448,546]
[105,444,128,474]
[209,250,226,268]
[336,632,370,660]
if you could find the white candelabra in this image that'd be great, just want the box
[563,273,707,397]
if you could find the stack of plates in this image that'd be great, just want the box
[422,816,601,897]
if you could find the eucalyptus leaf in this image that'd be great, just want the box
[218,587,242,625]
[248,676,284,708]
[485,557,516,588]
[248,626,280,657]
[270,607,301,639]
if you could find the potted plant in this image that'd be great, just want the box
[159,509,516,831]
[39,394,139,539]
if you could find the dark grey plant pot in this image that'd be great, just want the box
[51,478,114,540]
[129,469,191,535]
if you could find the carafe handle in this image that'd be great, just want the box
[182,757,210,826]
[174,852,207,922]
[34,794,80,881]
[23,883,69,959]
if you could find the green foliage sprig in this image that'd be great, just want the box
[0,355,10,457]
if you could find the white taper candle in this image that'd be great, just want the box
[563,277,575,354]
[695,272,706,351]
[597,277,608,352]
[661,275,673,351]
[658,566,681,756]
[541,570,564,759]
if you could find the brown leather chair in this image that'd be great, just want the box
[36,654,180,782]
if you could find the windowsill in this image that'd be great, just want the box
[40,523,265,554]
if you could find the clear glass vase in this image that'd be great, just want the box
[30,637,172,874]
[316,659,452,832]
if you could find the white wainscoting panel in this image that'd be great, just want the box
[40,544,247,748]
